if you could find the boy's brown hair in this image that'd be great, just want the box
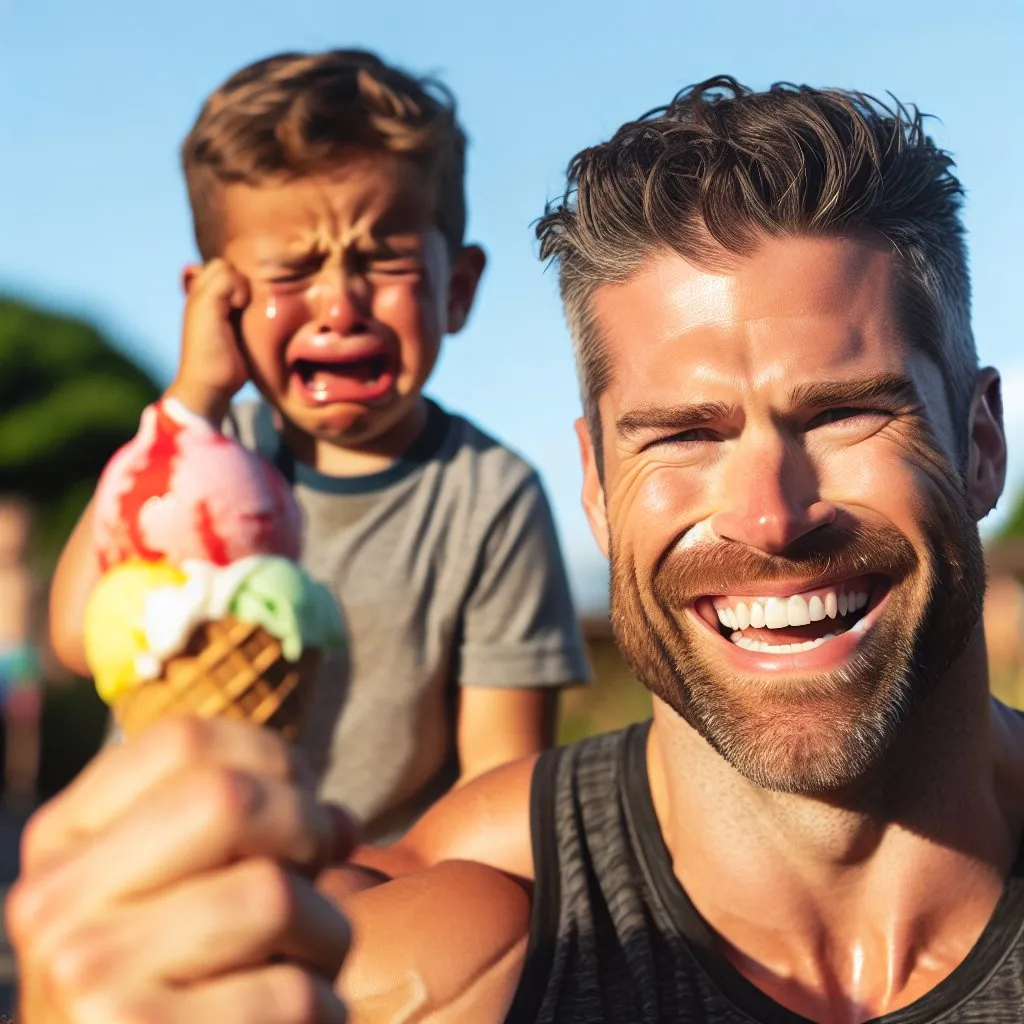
[182,49,467,259]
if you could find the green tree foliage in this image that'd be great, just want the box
[0,296,160,565]
[1000,490,1024,539]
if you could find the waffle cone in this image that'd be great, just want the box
[114,617,318,741]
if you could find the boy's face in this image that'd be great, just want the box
[208,153,483,449]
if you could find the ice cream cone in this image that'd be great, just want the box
[114,616,318,741]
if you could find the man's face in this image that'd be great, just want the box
[214,153,482,447]
[583,235,994,793]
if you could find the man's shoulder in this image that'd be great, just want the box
[361,753,539,881]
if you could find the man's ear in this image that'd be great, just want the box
[181,264,202,296]
[576,417,610,558]
[967,367,1006,520]
[446,245,486,334]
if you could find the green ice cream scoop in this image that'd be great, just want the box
[229,557,344,662]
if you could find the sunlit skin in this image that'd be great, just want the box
[176,153,485,477]
[572,234,1023,1019]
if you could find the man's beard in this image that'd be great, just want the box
[609,490,987,795]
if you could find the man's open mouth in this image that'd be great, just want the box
[697,574,890,655]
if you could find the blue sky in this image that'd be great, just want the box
[2,0,1021,610]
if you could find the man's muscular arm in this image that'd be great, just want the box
[339,860,532,1022]
[316,753,537,904]
[332,759,539,1019]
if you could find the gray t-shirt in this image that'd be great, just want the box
[225,399,589,840]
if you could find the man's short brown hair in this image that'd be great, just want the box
[182,49,467,259]
[537,77,976,466]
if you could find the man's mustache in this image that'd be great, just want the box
[652,520,919,605]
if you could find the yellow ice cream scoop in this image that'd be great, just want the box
[84,559,186,704]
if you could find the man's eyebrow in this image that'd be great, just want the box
[615,401,733,440]
[788,373,920,410]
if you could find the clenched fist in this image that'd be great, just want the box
[7,717,357,1023]
[168,259,252,424]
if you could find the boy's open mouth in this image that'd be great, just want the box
[289,350,397,405]
[694,573,891,655]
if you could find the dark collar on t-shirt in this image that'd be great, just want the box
[253,398,451,495]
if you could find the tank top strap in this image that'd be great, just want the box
[505,722,653,1023]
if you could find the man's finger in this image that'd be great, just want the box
[22,717,310,874]
[31,860,349,991]
[177,963,348,1023]
[14,770,336,937]
[156,860,351,983]
[40,965,347,1024]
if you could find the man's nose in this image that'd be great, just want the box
[708,434,836,554]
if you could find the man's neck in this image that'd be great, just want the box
[647,632,1024,1022]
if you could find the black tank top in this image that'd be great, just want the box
[505,722,1024,1023]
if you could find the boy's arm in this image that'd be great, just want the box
[49,499,100,676]
[456,685,557,782]
[51,261,252,678]
[455,469,590,782]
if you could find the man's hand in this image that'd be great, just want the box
[7,718,356,1024]
[167,259,252,423]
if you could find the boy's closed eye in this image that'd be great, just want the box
[358,241,425,277]
[263,255,325,286]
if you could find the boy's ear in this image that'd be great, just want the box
[181,264,203,296]
[576,417,610,558]
[446,245,486,334]
[966,367,1007,520]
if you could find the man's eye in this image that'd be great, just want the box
[648,428,717,448]
[808,407,882,428]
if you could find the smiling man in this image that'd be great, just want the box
[10,78,1024,1024]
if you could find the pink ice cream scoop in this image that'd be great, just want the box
[93,399,302,571]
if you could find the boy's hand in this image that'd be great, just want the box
[168,259,252,424]
[7,718,356,1024]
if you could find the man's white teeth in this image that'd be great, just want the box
[731,633,837,653]
[764,597,789,629]
[715,588,869,631]
[735,603,751,630]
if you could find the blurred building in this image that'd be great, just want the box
[985,540,1024,709]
